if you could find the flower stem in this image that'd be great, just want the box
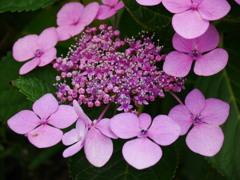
[97,103,112,122]
[169,91,184,105]
[113,13,118,31]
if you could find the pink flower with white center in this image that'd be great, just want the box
[163,24,228,77]
[62,100,117,167]
[136,0,161,6]
[56,2,99,41]
[96,0,124,20]
[162,0,231,39]
[12,27,58,75]
[168,89,230,156]
[7,94,78,148]
[110,113,181,169]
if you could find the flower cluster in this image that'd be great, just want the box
[7,0,233,173]
[53,25,185,112]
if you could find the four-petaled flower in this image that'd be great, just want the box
[62,100,117,167]
[56,2,99,41]
[7,94,78,148]
[96,0,124,20]
[162,0,231,39]
[168,89,230,156]
[110,113,181,169]
[163,24,228,77]
[12,27,58,75]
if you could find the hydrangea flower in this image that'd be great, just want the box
[62,100,117,167]
[168,89,230,156]
[162,0,231,39]
[7,94,78,148]
[163,24,228,77]
[136,0,161,6]
[110,113,181,169]
[96,0,124,20]
[56,2,99,41]
[12,27,58,75]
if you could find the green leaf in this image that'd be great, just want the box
[69,140,178,180]
[12,64,59,102]
[0,52,32,123]
[122,0,172,31]
[0,0,58,13]
[195,48,240,180]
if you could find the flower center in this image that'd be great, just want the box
[138,128,148,138]
[191,2,198,10]
[192,114,203,125]
[41,118,48,124]
[34,49,43,57]
[189,49,202,60]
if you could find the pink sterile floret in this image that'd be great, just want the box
[12,27,58,75]
[168,89,230,156]
[163,24,228,77]
[96,0,124,20]
[7,94,78,148]
[110,113,181,169]
[62,100,117,167]
[136,0,161,6]
[56,2,99,41]
[162,0,231,39]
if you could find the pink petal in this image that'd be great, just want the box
[27,124,63,148]
[12,35,39,62]
[136,0,162,6]
[79,2,99,25]
[73,100,91,125]
[235,0,240,5]
[172,33,194,53]
[96,5,116,20]
[185,89,205,115]
[186,123,224,156]
[57,2,84,26]
[162,0,191,13]
[63,141,84,158]
[110,113,140,139]
[38,27,58,51]
[201,98,230,125]
[33,93,58,119]
[163,51,193,77]
[84,128,113,167]
[148,115,181,145]
[68,22,85,37]
[62,129,79,146]
[19,57,40,75]
[168,104,193,135]
[95,118,118,139]
[48,105,78,129]
[138,113,152,129]
[38,48,57,67]
[115,1,124,10]
[76,119,88,139]
[122,138,162,170]
[194,24,220,52]
[194,48,228,76]
[7,110,41,134]
[198,0,231,21]
[102,0,118,6]
[56,25,75,41]
[172,10,209,39]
